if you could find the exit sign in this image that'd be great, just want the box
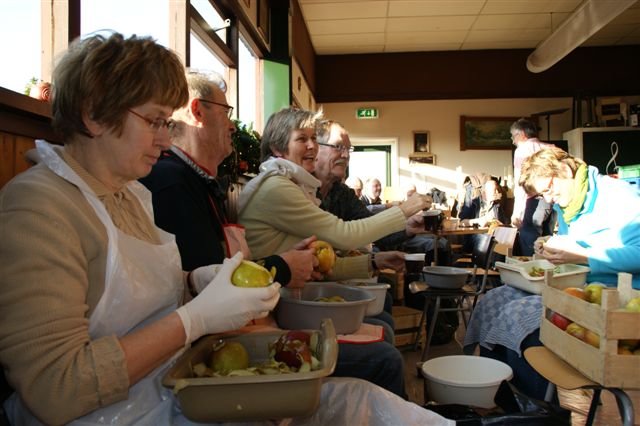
[356,107,379,119]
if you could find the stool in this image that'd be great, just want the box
[525,346,635,426]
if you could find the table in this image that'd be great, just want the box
[416,226,489,265]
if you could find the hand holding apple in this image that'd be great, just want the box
[310,240,336,274]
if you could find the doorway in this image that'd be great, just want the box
[348,137,399,187]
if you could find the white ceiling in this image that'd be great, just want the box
[298,0,640,55]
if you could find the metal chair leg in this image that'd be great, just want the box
[420,296,441,362]
[585,388,602,426]
[609,388,635,426]
[413,296,429,351]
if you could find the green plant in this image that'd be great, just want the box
[217,120,262,184]
[24,77,39,96]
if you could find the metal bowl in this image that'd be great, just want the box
[422,266,471,289]
[276,282,374,334]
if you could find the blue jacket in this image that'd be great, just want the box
[555,166,640,288]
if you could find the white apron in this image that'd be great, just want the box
[5,141,184,425]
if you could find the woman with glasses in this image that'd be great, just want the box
[523,147,640,285]
[0,33,281,424]
[464,147,640,401]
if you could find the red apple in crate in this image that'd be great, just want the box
[550,312,571,331]
[563,287,589,301]
[565,322,586,341]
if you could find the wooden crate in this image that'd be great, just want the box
[540,272,640,389]
[392,306,425,348]
[379,269,404,304]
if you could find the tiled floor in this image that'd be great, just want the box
[399,321,640,425]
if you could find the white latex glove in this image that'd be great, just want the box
[176,252,281,344]
[189,264,223,294]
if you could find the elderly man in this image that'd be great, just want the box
[140,71,316,288]
[345,176,363,198]
[361,177,397,214]
[141,74,411,399]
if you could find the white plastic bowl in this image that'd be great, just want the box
[342,281,391,316]
[421,355,513,408]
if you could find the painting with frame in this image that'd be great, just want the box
[460,116,521,150]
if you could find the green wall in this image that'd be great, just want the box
[263,60,290,121]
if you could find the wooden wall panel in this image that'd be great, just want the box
[314,46,640,103]
[0,132,35,189]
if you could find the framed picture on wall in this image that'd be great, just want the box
[460,116,519,150]
[413,131,430,152]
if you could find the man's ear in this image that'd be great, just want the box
[189,98,205,125]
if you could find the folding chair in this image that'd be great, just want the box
[409,233,497,362]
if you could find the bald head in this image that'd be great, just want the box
[346,176,363,197]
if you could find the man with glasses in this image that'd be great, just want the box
[140,70,318,290]
[510,118,556,255]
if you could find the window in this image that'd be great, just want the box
[238,36,258,129]
[0,0,41,94]
[81,0,169,45]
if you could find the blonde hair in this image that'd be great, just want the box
[519,147,586,195]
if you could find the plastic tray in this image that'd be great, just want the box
[495,260,590,294]
[340,280,391,316]
[276,282,374,334]
[162,319,338,423]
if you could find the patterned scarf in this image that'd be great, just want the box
[561,164,588,224]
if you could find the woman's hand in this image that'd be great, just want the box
[399,193,433,218]
[539,236,589,265]
[373,251,406,273]
[176,253,281,344]
[280,240,319,288]
[405,213,425,236]
[533,236,551,255]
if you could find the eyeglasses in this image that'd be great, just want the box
[197,98,234,118]
[128,109,174,132]
[317,142,354,154]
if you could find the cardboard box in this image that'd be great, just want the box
[392,305,426,347]
[540,273,640,388]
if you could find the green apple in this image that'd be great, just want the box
[625,297,640,313]
[584,283,606,305]
[210,341,250,375]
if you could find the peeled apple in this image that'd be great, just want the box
[231,260,276,287]
[311,240,336,273]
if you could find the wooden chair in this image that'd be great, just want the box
[408,233,497,361]
[525,347,635,426]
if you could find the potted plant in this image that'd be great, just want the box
[217,120,261,187]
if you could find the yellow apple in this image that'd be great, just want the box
[625,297,640,313]
[584,283,606,305]
[584,329,600,348]
[311,240,336,273]
[231,260,275,287]
[566,322,586,341]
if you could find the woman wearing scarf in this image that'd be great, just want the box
[463,147,640,401]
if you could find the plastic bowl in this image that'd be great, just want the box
[495,260,590,294]
[422,266,471,289]
[421,355,513,408]
[276,282,374,334]
[341,280,391,316]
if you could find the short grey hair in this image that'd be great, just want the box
[260,107,323,162]
[170,69,228,139]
